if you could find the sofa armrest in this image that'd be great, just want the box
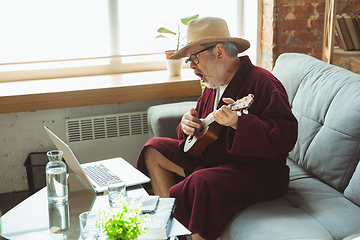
[147,101,197,139]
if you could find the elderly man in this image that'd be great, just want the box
[137,17,298,240]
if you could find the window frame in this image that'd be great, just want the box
[0,54,167,82]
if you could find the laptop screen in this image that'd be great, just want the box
[44,126,94,191]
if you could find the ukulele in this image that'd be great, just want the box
[184,94,254,157]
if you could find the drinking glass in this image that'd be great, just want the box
[107,178,126,207]
[79,211,101,240]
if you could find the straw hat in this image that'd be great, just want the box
[170,17,250,59]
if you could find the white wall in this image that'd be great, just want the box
[0,96,198,194]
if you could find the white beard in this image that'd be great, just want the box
[203,58,227,89]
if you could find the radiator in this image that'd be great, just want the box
[65,111,148,167]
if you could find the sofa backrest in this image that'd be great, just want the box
[272,53,360,192]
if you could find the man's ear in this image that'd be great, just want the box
[215,43,225,60]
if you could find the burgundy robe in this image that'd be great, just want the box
[137,56,298,239]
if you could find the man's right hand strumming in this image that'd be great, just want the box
[181,108,203,136]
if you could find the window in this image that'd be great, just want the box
[0,1,109,64]
[0,0,256,82]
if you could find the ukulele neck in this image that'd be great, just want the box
[196,94,254,134]
[201,101,236,129]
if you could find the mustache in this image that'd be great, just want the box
[194,68,205,76]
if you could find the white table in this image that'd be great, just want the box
[0,173,190,239]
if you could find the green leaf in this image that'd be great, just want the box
[156,35,169,39]
[181,14,199,25]
[99,197,148,240]
[157,27,176,35]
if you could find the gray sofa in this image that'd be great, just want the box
[147,53,360,240]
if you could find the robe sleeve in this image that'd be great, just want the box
[177,122,186,140]
[226,91,298,158]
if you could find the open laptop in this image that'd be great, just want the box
[44,126,150,194]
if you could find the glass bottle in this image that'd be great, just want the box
[46,150,70,239]
[46,150,68,205]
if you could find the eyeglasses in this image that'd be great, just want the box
[185,44,217,67]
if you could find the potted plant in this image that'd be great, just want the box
[99,196,149,240]
[156,14,199,75]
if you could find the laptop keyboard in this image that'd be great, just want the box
[83,164,122,188]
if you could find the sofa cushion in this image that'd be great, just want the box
[222,175,360,239]
[221,200,333,240]
[283,177,342,208]
[344,161,360,206]
[299,197,360,240]
[147,101,196,139]
[273,53,360,192]
[287,158,314,181]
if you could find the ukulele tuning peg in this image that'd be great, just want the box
[237,111,242,116]
[243,109,249,114]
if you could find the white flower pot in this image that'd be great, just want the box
[166,59,183,76]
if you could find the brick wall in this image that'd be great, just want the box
[261,0,360,74]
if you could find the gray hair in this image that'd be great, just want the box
[201,41,239,58]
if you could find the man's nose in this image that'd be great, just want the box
[190,61,197,69]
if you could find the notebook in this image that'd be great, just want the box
[44,126,150,193]
[138,198,176,239]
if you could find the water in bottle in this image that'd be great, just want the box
[48,201,70,239]
[46,150,69,239]
[46,150,68,205]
